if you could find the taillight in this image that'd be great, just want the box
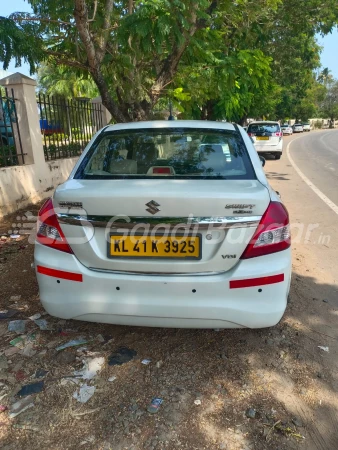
[36,198,73,254]
[241,202,290,259]
[152,167,172,174]
[248,132,254,137]
[272,132,282,137]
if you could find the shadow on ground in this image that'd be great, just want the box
[0,210,338,450]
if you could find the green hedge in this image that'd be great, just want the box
[44,142,83,160]
[0,145,19,167]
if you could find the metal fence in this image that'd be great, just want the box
[37,94,104,161]
[0,87,24,168]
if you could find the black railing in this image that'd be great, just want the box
[0,87,24,168]
[37,94,104,161]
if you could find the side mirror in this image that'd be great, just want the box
[259,156,266,167]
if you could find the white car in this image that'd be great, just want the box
[247,121,283,159]
[293,123,304,133]
[34,121,291,329]
[302,123,311,132]
[281,125,293,136]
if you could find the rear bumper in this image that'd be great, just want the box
[34,243,291,329]
[255,141,283,154]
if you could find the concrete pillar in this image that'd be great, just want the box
[91,96,112,130]
[0,73,45,166]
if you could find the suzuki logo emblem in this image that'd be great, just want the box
[145,200,160,215]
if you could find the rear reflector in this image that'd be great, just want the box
[37,265,83,282]
[230,274,284,289]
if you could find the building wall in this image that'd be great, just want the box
[0,157,78,217]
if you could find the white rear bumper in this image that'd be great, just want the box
[34,243,291,329]
[255,141,283,153]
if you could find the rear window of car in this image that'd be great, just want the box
[74,128,256,180]
[247,123,280,133]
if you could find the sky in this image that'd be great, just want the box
[2,0,338,80]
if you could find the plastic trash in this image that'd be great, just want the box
[21,342,37,357]
[9,396,35,419]
[34,319,48,330]
[60,377,81,386]
[56,338,88,351]
[108,376,117,382]
[147,398,163,414]
[10,337,25,348]
[108,347,137,366]
[141,359,151,365]
[318,346,329,352]
[29,313,41,321]
[0,309,18,320]
[35,369,49,379]
[194,399,202,406]
[74,357,105,380]
[73,384,96,403]
[10,234,20,239]
[17,381,44,397]
[8,320,26,334]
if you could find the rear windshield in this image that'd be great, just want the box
[247,123,280,133]
[74,128,255,180]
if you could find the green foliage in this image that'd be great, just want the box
[1,0,338,122]
[0,144,18,167]
[0,16,43,74]
[320,79,338,123]
[37,63,99,99]
[44,142,83,160]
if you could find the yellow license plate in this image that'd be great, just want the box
[109,234,201,259]
[256,136,269,140]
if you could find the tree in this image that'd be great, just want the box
[37,63,99,99]
[1,0,338,123]
[0,15,43,74]
[320,79,338,127]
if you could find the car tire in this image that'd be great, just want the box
[275,153,281,160]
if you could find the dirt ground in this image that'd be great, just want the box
[0,160,338,450]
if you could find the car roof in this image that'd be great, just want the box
[248,121,279,125]
[104,120,236,132]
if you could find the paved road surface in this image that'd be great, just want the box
[265,129,338,450]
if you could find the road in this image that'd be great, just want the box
[264,129,338,450]
[0,129,338,450]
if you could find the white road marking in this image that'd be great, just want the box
[286,134,338,216]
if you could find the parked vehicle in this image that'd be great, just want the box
[35,121,291,329]
[39,119,64,136]
[247,121,283,159]
[293,123,304,133]
[281,125,293,136]
[302,123,311,132]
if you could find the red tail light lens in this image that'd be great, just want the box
[241,202,290,259]
[153,167,172,174]
[36,198,73,254]
[272,132,282,137]
[248,132,254,137]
